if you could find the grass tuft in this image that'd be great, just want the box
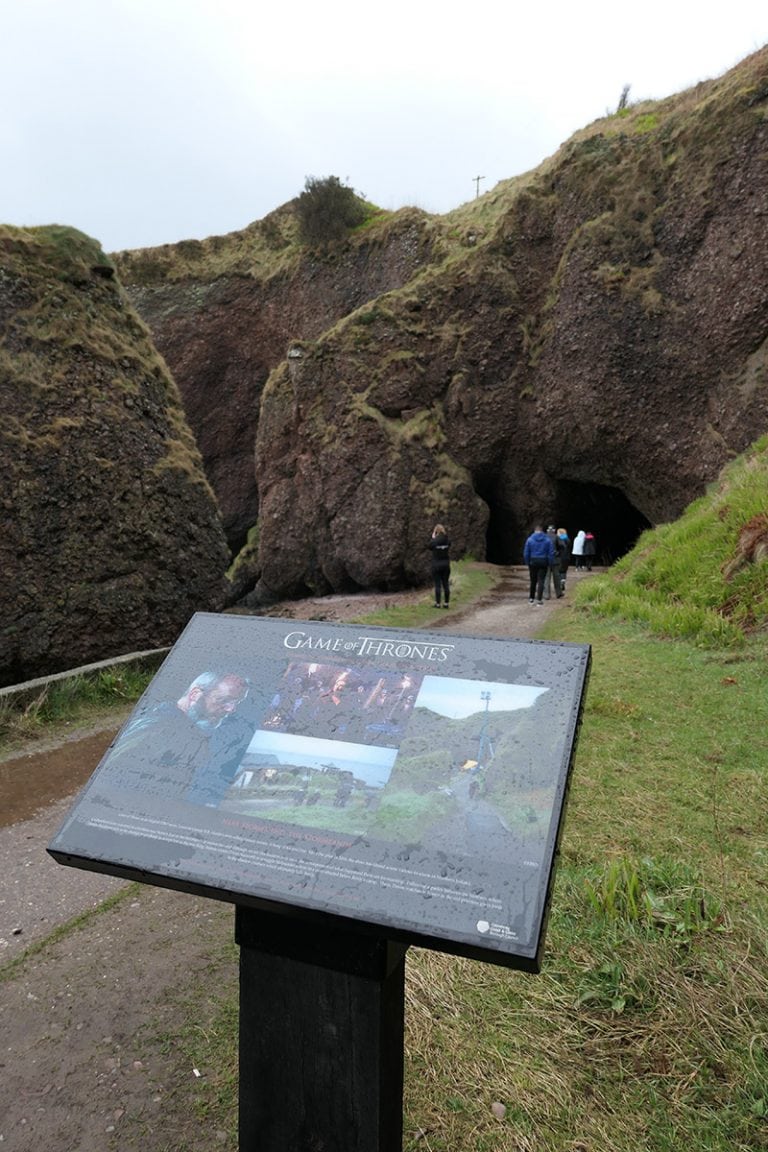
[0,662,159,752]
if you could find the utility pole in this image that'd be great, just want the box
[477,690,493,768]
[473,175,485,198]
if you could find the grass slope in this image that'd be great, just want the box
[578,436,768,645]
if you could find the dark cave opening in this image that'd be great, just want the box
[483,497,511,566]
[483,479,652,567]
[549,480,652,565]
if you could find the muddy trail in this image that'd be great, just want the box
[0,567,590,1151]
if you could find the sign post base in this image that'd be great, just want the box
[236,905,408,1152]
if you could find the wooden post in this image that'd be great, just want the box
[236,906,408,1152]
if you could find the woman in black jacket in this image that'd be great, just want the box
[583,531,596,571]
[428,524,451,608]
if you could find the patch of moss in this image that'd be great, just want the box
[227,522,260,581]
[28,224,115,280]
[634,112,659,134]
[408,452,475,522]
[380,349,421,368]
[399,407,446,451]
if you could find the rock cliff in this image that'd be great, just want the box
[251,48,768,599]
[115,207,440,551]
[0,226,229,686]
[115,47,768,603]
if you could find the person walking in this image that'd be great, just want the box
[572,529,586,570]
[523,523,554,605]
[557,528,571,591]
[584,531,596,571]
[544,526,564,599]
[428,523,451,608]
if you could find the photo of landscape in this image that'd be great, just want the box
[220,729,397,829]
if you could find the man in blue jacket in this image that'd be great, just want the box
[523,524,554,605]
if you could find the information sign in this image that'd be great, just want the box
[49,613,590,971]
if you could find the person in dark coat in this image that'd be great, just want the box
[523,524,554,605]
[544,526,564,600]
[557,528,571,590]
[428,523,451,607]
[97,671,251,803]
[584,531,596,571]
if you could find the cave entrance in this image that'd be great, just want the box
[482,479,651,566]
[551,479,651,565]
[483,500,510,566]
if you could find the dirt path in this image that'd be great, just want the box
[0,568,587,1151]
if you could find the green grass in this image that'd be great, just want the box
[411,614,767,1152]
[577,437,768,646]
[0,661,159,754]
[349,558,498,628]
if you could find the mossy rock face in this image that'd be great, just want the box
[116,209,441,553]
[0,225,229,686]
[248,47,768,597]
[251,346,488,600]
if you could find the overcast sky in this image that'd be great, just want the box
[416,677,547,719]
[2,1,765,254]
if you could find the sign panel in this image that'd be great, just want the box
[49,613,590,971]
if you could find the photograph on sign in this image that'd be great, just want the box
[49,614,590,970]
[260,660,421,747]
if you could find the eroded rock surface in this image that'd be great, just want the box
[1,226,228,686]
[252,51,768,596]
[117,208,439,550]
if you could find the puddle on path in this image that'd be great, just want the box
[0,728,118,827]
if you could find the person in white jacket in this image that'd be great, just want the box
[572,529,586,570]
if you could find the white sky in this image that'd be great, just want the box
[1,0,765,253]
[416,677,547,719]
